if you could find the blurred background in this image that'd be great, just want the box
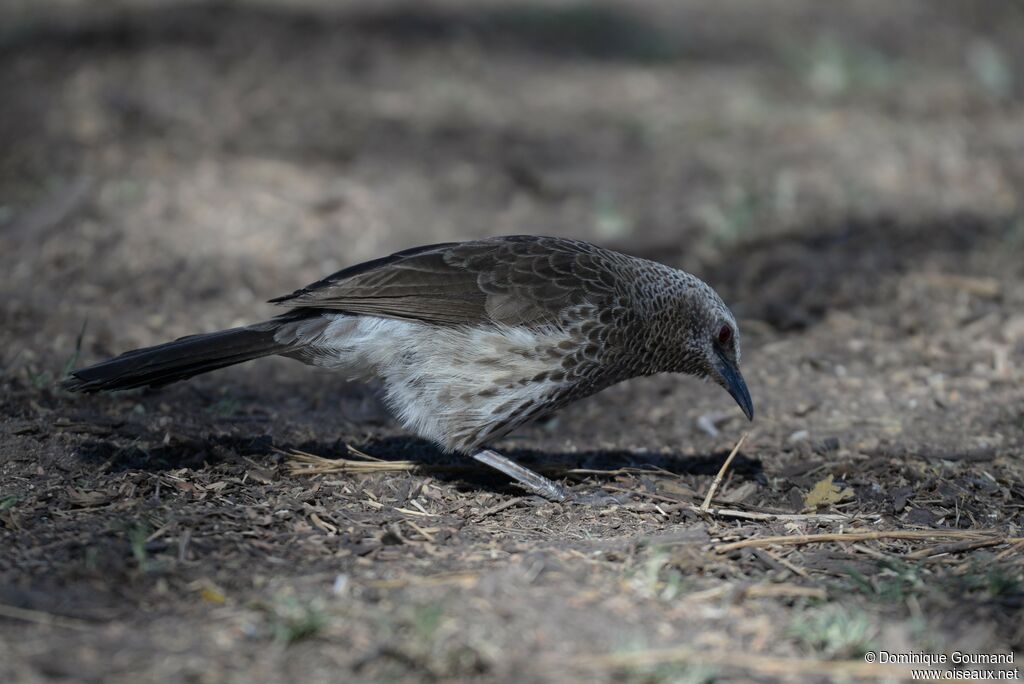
[2,1,1024,682]
[3,0,1022,346]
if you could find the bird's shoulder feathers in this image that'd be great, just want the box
[270,235,629,327]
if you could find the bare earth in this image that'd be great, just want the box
[2,1,1023,682]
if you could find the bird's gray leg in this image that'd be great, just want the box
[472,449,566,501]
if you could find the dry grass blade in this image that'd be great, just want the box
[715,529,1022,554]
[700,432,748,512]
[283,447,420,476]
[694,504,851,523]
[993,540,1024,562]
[366,571,480,590]
[759,547,811,578]
[575,645,909,679]
[0,603,95,632]
[600,484,852,522]
[284,448,702,484]
[685,583,826,602]
[905,537,1006,560]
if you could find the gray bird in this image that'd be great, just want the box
[64,235,753,500]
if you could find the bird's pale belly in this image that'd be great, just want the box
[296,314,582,452]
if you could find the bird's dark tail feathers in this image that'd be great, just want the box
[63,320,298,393]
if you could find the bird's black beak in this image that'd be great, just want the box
[715,356,754,421]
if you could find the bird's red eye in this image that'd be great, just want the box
[717,325,732,345]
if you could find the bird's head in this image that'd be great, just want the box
[649,272,754,421]
[701,310,753,422]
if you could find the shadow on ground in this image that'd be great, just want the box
[0,2,765,64]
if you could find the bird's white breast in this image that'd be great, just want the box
[299,314,573,451]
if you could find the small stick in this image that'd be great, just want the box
[599,484,852,522]
[700,432,748,512]
[405,519,436,543]
[715,530,1017,554]
[0,603,94,631]
[473,496,526,520]
[759,547,811,579]
[849,543,893,561]
[993,540,1024,562]
[906,537,1005,560]
[695,506,850,523]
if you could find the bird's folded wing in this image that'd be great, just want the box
[270,236,613,327]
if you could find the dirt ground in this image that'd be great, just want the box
[2,1,1024,682]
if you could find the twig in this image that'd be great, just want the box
[405,520,436,543]
[282,447,420,475]
[684,582,826,603]
[473,497,525,520]
[0,603,95,631]
[696,505,850,523]
[393,507,437,518]
[285,448,633,479]
[700,432,748,512]
[849,543,894,561]
[906,537,1005,560]
[715,530,1018,554]
[178,529,191,563]
[993,540,1024,562]
[366,571,480,590]
[599,484,852,523]
[601,484,685,505]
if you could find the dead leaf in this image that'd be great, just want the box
[169,479,195,493]
[245,468,275,484]
[803,475,855,509]
[656,480,698,499]
[199,585,226,604]
[65,487,114,508]
[310,512,337,535]
[720,481,759,504]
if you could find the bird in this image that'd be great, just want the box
[64,235,753,501]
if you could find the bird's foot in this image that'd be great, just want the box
[472,449,566,501]
[470,450,635,505]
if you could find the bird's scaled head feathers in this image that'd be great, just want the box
[645,269,754,421]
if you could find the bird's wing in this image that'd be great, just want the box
[270,236,616,327]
